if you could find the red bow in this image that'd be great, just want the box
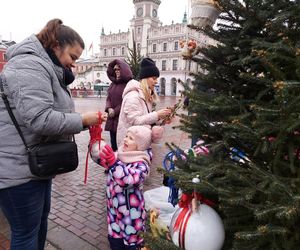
[174,192,215,232]
[173,192,216,248]
[178,192,215,208]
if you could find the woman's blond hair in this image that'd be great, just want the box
[140,78,157,103]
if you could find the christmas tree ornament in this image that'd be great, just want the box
[192,175,201,183]
[160,101,183,125]
[229,147,250,164]
[89,139,107,164]
[170,203,225,250]
[84,112,104,183]
[184,140,209,158]
[163,150,182,206]
[190,0,220,28]
[179,39,199,60]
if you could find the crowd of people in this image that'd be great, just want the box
[0,18,174,250]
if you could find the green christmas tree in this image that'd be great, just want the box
[126,33,143,79]
[147,0,300,249]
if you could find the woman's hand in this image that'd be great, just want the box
[157,108,172,120]
[108,108,115,118]
[81,111,107,126]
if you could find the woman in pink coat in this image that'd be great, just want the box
[117,58,171,146]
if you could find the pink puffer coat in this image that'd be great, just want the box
[116,80,158,146]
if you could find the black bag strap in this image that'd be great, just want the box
[0,76,30,150]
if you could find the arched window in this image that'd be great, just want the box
[171,78,177,96]
[160,78,166,96]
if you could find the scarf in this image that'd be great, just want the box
[46,49,75,86]
[117,146,151,165]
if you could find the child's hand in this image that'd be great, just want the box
[100,145,116,168]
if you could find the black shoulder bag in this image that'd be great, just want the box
[0,77,78,177]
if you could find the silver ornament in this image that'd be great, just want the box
[89,140,107,164]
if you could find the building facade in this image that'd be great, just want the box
[72,58,110,89]
[73,0,219,96]
[97,0,219,96]
[0,38,16,72]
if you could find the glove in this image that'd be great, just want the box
[108,108,115,118]
[151,126,164,143]
[100,145,116,168]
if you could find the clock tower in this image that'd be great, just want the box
[129,0,162,56]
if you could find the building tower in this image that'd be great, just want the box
[129,0,162,56]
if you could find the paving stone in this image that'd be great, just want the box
[47,226,98,250]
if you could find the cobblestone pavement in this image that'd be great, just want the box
[0,96,190,250]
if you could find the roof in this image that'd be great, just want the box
[0,39,16,49]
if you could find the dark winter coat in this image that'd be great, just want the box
[105,59,133,132]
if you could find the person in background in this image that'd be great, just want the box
[99,125,160,250]
[0,19,106,250]
[116,57,172,146]
[105,59,133,151]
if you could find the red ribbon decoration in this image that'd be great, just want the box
[173,192,216,249]
[178,192,216,208]
[84,112,103,184]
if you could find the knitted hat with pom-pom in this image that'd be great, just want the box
[127,125,152,151]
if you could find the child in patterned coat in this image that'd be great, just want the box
[99,125,163,250]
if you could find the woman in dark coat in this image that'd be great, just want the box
[105,59,133,151]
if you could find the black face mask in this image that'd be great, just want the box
[46,49,75,86]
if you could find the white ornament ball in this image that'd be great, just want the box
[170,204,225,250]
[192,175,201,183]
[89,140,107,164]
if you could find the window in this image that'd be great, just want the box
[137,27,141,34]
[121,47,125,55]
[172,60,178,70]
[174,41,179,51]
[152,44,157,53]
[137,43,141,52]
[162,60,166,71]
[163,43,167,52]
[113,48,116,56]
[104,49,107,56]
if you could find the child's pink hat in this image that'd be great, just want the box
[127,125,163,151]
[127,126,152,151]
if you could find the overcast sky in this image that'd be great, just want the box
[0,0,189,53]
